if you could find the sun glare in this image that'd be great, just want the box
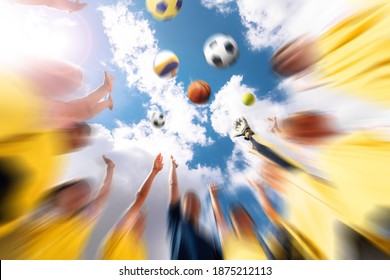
[0,3,77,63]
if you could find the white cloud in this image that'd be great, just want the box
[201,0,236,14]
[225,144,260,187]
[53,17,78,28]
[202,0,350,50]
[210,75,286,137]
[98,1,212,151]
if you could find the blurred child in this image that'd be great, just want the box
[272,0,390,108]
[234,117,390,258]
[167,156,222,260]
[98,154,164,260]
[46,71,114,129]
[209,183,268,260]
[0,155,115,259]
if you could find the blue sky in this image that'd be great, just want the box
[81,0,285,172]
[72,4,277,191]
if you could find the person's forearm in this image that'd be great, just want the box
[209,191,228,233]
[256,186,282,223]
[118,169,158,229]
[135,169,158,205]
[12,0,88,13]
[13,0,51,6]
[86,165,114,218]
[95,166,114,203]
[249,135,297,170]
[104,165,115,182]
[263,202,282,224]
[169,165,179,204]
[89,84,107,98]
[79,84,108,108]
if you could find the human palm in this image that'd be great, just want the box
[102,155,115,168]
[153,153,164,172]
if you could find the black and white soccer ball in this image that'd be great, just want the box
[151,111,166,128]
[203,34,239,68]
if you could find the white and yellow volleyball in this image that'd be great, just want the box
[146,0,183,21]
[153,50,180,79]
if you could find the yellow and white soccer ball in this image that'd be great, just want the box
[146,0,183,21]
[153,50,179,79]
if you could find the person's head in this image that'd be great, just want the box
[64,122,91,152]
[182,191,201,227]
[229,205,255,237]
[47,179,92,215]
[272,36,318,77]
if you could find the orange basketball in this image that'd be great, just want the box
[187,80,211,104]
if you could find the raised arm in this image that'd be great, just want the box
[12,0,87,13]
[114,153,163,230]
[267,116,304,152]
[248,178,282,224]
[267,117,282,135]
[209,183,229,239]
[169,155,180,206]
[88,155,115,214]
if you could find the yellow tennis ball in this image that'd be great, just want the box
[242,92,255,106]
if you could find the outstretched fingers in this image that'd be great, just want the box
[153,153,164,171]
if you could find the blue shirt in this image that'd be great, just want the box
[167,201,222,260]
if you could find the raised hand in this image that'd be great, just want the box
[267,116,280,134]
[247,178,265,194]
[102,155,115,168]
[153,153,164,173]
[102,71,114,93]
[170,155,178,168]
[208,182,219,195]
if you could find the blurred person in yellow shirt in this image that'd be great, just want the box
[209,183,268,260]
[98,154,164,260]
[234,116,390,258]
[248,177,326,260]
[0,155,115,259]
[272,0,390,108]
